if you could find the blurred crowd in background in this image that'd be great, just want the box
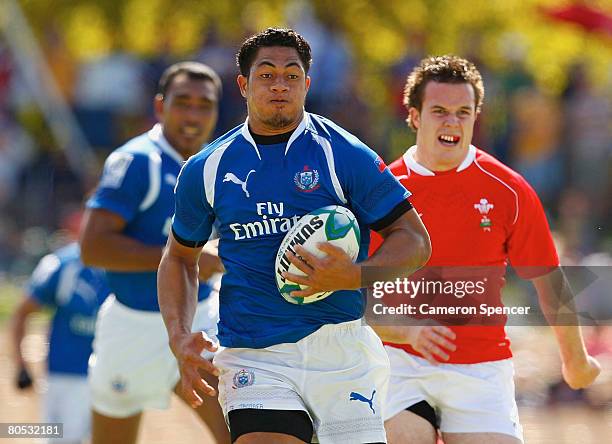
[0,0,610,413]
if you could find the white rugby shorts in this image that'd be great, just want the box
[384,345,524,441]
[44,373,91,443]
[89,292,219,418]
[215,319,390,444]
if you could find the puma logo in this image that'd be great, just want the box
[349,389,376,414]
[223,170,256,198]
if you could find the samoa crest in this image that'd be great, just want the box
[232,368,255,389]
[294,165,320,192]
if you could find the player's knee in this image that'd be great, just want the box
[385,409,437,444]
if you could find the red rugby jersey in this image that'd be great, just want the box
[370,145,559,363]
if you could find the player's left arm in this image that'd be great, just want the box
[286,139,431,296]
[509,177,600,389]
[531,268,601,389]
[286,208,430,295]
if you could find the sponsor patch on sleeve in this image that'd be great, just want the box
[100,152,134,189]
[374,155,387,173]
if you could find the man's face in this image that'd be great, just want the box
[410,81,478,169]
[155,73,219,157]
[237,46,310,133]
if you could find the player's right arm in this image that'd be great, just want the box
[80,150,163,271]
[11,253,61,389]
[80,150,220,276]
[158,232,219,408]
[81,208,221,276]
[80,208,163,271]
[10,297,41,389]
[373,324,456,365]
[158,153,218,408]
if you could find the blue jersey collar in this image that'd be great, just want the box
[240,111,310,159]
[148,124,185,165]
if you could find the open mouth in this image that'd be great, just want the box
[438,134,460,146]
[180,126,202,138]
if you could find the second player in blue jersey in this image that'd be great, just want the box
[81,62,229,444]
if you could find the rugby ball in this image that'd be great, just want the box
[275,205,361,305]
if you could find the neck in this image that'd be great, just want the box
[413,144,468,172]
[161,127,193,160]
[248,110,303,136]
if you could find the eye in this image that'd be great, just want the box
[197,102,214,111]
[260,73,272,79]
[287,74,299,80]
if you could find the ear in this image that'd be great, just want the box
[305,75,311,93]
[408,107,420,130]
[237,75,248,98]
[153,94,164,122]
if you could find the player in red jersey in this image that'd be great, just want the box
[371,55,601,444]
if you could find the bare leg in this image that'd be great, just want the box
[91,409,142,444]
[175,367,230,443]
[443,432,521,444]
[236,432,306,444]
[385,410,437,444]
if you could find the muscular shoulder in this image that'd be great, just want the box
[305,114,387,183]
[307,113,371,154]
[100,133,156,182]
[187,123,245,168]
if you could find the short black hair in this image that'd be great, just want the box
[236,28,312,77]
[158,61,222,98]
[404,55,484,131]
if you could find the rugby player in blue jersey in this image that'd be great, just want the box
[159,29,431,444]
[80,62,229,444]
[11,240,109,444]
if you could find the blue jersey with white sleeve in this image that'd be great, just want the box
[172,113,411,348]
[87,125,212,311]
[27,243,109,375]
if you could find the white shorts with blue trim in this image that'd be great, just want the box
[215,319,390,444]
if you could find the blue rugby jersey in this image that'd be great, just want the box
[172,112,411,348]
[27,243,109,375]
[87,125,212,311]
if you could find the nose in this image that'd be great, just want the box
[183,104,209,122]
[271,78,289,93]
[444,114,460,126]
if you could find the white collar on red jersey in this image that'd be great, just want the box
[148,124,185,165]
[403,144,476,176]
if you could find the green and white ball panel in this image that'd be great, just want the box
[275,205,360,305]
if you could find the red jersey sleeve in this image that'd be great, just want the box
[368,156,410,256]
[369,230,384,255]
[507,177,559,279]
